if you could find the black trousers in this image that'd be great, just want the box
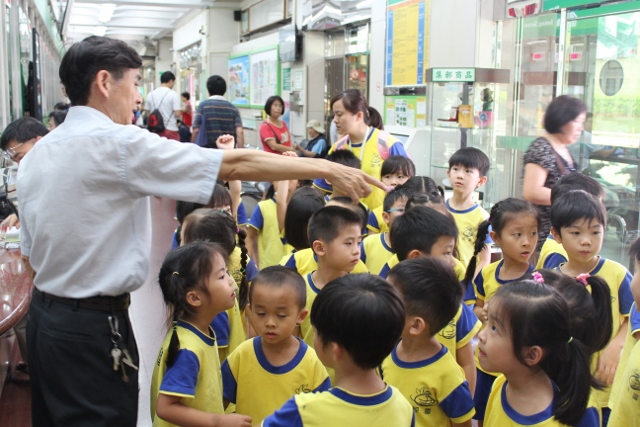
[27,290,139,427]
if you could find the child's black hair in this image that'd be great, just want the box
[404,193,446,211]
[326,197,368,231]
[400,176,444,198]
[491,281,593,426]
[465,198,539,285]
[326,149,362,169]
[630,237,640,264]
[383,187,410,213]
[249,266,307,309]
[448,147,490,177]
[182,209,250,310]
[209,183,232,209]
[390,206,458,261]
[158,241,230,368]
[308,206,363,248]
[388,257,463,336]
[381,155,416,179]
[284,187,325,251]
[550,190,607,234]
[264,184,275,200]
[311,274,405,369]
[535,269,612,355]
[551,173,604,204]
[176,201,204,225]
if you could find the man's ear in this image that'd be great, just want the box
[93,69,112,99]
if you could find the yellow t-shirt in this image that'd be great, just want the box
[436,303,481,360]
[151,321,223,427]
[279,248,369,276]
[248,198,285,269]
[221,336,330,424]
[536,235,567,270]
[446,200,489,268]
[609,302,640,408]
[485,374,601,427]
[261,385,415,427]
[381,344,475,426]
[361,232,394,276]
[608,336,640,427]
[367,205,388,234]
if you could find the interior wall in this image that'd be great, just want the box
[155,37,173,88]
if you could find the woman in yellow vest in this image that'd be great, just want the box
[330,89,409,210]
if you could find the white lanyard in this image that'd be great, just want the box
[348,127,373,162]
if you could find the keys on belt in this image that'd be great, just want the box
[108,315,138,383]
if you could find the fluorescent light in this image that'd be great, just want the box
[98,3,116,23]
[356,0,372,9]
[94,26,107,36]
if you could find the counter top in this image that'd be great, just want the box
[0,249,32,336]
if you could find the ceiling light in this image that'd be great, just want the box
[98,3,116,24]
[94,26,107,36]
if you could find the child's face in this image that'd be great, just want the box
[382,171,410,189]
[203,254,237,315]
[446,165,486,196]
[490,214,538,264]
[426,236,457,268]
[477,300,518,373]
[317,224,362,272]
[553,218,604,264]
[632,260,640,308]
[382,198,407,227]
[248,283,307,346]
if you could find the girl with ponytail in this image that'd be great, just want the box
[467,198,540,424]
[152,241,252,426]
[478,280,597,426]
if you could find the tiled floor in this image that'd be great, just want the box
[0,340,30,427]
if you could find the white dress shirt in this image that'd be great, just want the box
[18,106,222,297]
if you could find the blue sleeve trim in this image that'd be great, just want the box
[389,143,408,157]
[246,258,259,282]
[543,253,567,269]
[619,271,634,316]
[440,381,475,419]
[210,311,230,346]
[474,272,486,297]
[630,303,640,330]
[456,303,479,341]
[170,231,179,251]
[220,359,237,403]
[575,407,600,427]
[411,412,416,427]
[314,376,332,392]
[379,264,390,279]
[261,397,303,427]
[283,254,297,270]
[159,349,200,396]
[360,241,367,263]
[463,281,477,303]
[367,211,380,231]
[237,202,248,226]
[248,204,264,230]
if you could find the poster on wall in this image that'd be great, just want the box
[228,55,250,105]
[385,0,430,87]
[250,48,279,107]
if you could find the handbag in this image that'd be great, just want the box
[195,126,209,147]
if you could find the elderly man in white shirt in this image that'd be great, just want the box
[18,35,382,427]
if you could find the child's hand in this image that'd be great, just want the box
[595,341,622,385]
[282,151,297,157]
[216,134,235,150]
[219,413,252,426]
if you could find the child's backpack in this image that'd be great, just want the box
[147,91,171,134]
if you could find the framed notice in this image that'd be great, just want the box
[250,47,280,107]
[228,55,250,105]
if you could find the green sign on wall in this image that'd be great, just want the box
[543,0,639,11]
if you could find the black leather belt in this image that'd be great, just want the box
[35,288,130,312]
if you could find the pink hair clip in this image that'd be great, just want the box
[576,273,590,286]
[532,271,544,283]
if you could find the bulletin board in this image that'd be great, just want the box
[250,47,280,108]
[228,55,250,105]
[384,96,427,128]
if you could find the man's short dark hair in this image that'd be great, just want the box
[388,257,463,336]
[249,266,306,309]
[308,206,362,247]
[181,92,190,100]
[391,206,458,261]
[59,36,142,106]
[326,150,361,169]
[551,173,604,203]
[0,117,49,150]
[207,75,227,96]
[160,71,176,84]
[448,147,490,177]
[264,96,285,116]
[311,274,405,370]
[544,95,587,134]
[49,111,67,127]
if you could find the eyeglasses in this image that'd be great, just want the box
[2,142,25,161]
[386,208,405,213]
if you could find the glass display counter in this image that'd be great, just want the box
[425,68,510,207]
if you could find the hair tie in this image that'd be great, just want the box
[532,271,544,283]
[237,227,240,234]
[567,336,573,344]
[576,273,590,286]
[172,320,177,331]
[172,271,179,275]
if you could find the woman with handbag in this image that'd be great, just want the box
[259,96,299,154]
